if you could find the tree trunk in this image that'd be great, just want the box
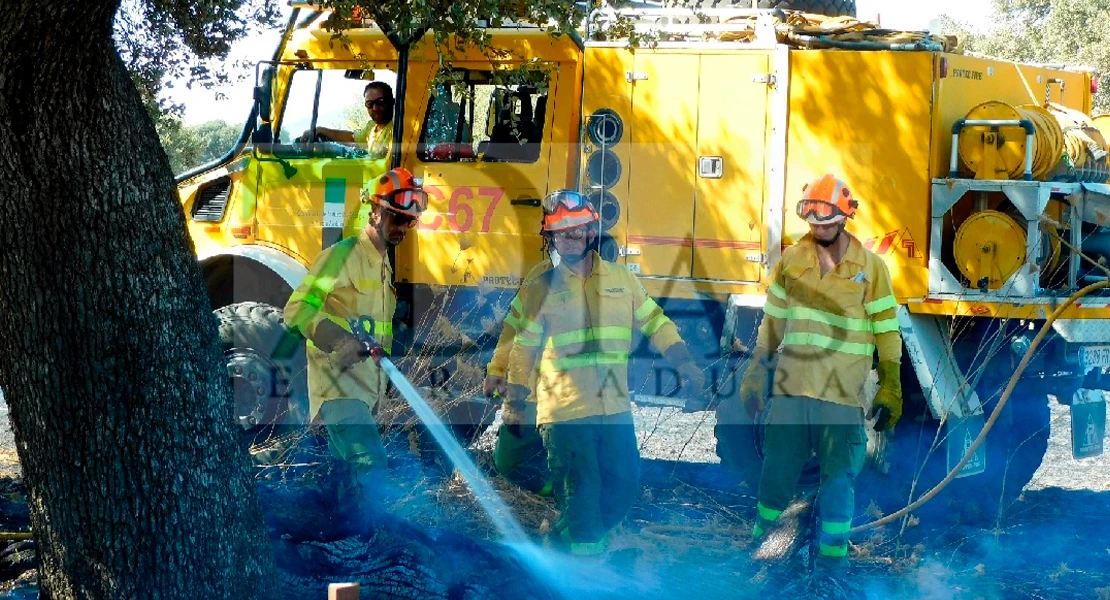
[0,2,278,597]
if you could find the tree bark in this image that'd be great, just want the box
[0,2,278,597]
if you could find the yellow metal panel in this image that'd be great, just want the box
[627,52,699,278]
[253,156,388,266]
[785,50,934,304]
[906,299,1110,320]
[402,163,548,287]
[692,53,769,283]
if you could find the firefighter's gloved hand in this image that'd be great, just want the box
[501,399,536,439]
[331,337,369,371]
[483,375,508,399]
[664,344,707,411]
[868,361,903,431]
[314,320,354,353]
[739,347,773,419]
[678,363,709,412]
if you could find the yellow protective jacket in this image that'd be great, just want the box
[284,229,395,418]
[508,253,683,425]
[756,232,900,408]
[355,119,394,160]
[486,257,555,383]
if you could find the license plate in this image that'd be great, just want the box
[1081,345,1110,370]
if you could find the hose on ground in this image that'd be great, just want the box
[852,277,1109,533]
[0,532,31,541]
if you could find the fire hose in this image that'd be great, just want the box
[853,275,1109,533]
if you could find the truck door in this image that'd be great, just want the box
[692,54,769,283]
[252,67,398,266]
[400,67,560,288]
[627,52,700,278]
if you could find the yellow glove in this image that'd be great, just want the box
[739,348,773,419]
[868,361,903,431]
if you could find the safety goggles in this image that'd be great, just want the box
[383,189,429,214]
[551,226,588,242]
[542,190,589,214]
[796,200,845,224]
[365,97,393,109]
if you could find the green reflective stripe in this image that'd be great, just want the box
[769,282,787,301]
[819,542,849,557]
[538,481,554,497]
[763,302,788,319]
[519,317,543,335]
[510,295,523,313]
[516,335,542,347]
[783,332,875,357]
[539,351,629,372]
[821,520,852,535]
[300,273,340,295]
[635,298,661,321]
[757,502,783,522]
[641,313,670,337]
[785,306,871,332]
[321,312,352,332]
[503,312,522,331]
[865,294,897,315]
[871,318,899,335]
[549,326,632,348]
[752,522,765,539]
[288,289,325,311]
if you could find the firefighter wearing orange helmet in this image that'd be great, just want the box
[507,189,705,556]
[739,174,902,576]
[284,167,427,512]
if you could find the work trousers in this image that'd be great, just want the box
[318,397,388,497]
[540,411,640,546]
[493,424,552,495]
[756,395,866,563]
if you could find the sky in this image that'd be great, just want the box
[172,0,998,126]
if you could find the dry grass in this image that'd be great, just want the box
[0,449,20,479]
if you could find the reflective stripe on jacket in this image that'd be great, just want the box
[486,258,555,381]
[284,229,395,418]
[755,233,900,408]
[508,252,683,424]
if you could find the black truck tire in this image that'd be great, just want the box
[216,301,308,432]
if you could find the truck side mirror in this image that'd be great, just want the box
[255,66,274,122]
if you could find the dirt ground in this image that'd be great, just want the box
[2,390,1109,599]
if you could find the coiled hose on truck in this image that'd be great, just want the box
[958,100,1110,182]
[853,223,1109,533]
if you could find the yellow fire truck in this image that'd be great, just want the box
[177,2,1110,520]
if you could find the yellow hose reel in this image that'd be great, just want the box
[957,101,1109,182]
[954,206,1065,290]
[953,210,1027,290]
[953,207,1063,290]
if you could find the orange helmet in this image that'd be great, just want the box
[365,167,428,218]
[796,174,858,224]
[542,189,599,233]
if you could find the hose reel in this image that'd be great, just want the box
[956,100,1109,183]
[952,202,1064,291]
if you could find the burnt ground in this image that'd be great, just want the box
[1,390,1109,599]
